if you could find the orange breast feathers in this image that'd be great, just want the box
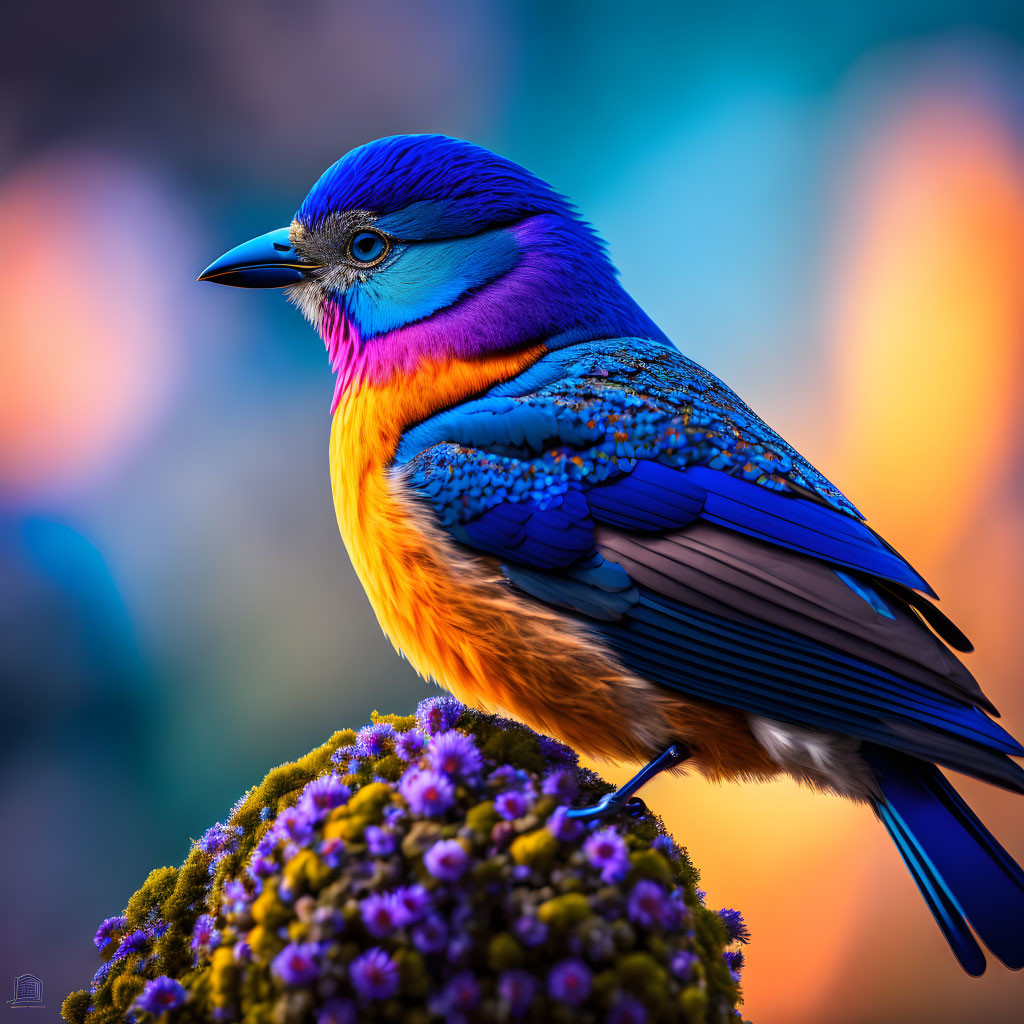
[328,350,778,778]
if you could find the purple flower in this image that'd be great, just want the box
[320,836,345,868]
[495,788,531,821]
[271,941,321,986]
[134,976,185,1014]
[670,950,698,979]
[498,970,537,1019]
[91,962,112,991]
[538,734,578,766]
[224,879,248,903]
[718,908,750,943]
[513,915,548,947]
[584,827,629,882]
[93,915,127,950]
[394,729,427,761]
[248,852,276,880]
[428,729,483,780]
[652,834,679,858]
[411,914,448,954]
[423,838,470,882]
[297,774,351,820]
[190,914,219,952]
[354,723,395,758]
[627,880,669,929]
[608,994,648,1024]
[365,825,395,857]
[272,807,315,847]
[195,822,241,858]
[723,949,745,972]
[383,804,407,824]
[547,806,584,843]
[233,939,252,962]
[360,892,401,938]
[112,929,148,961]
[441,972,480,1013]
[541,769,578,802]
[488,765,530,790]
[349,947,399,1001]
[399,768,455,817]
[316,999,356,1024]
[548,959,591,1006]
[392,884,431,923]
[416,695,464,734]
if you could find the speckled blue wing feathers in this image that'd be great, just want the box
[397,337,1015,792]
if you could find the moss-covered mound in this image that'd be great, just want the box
[63,698,748,1024]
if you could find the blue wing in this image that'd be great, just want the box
[396,338,1024,792]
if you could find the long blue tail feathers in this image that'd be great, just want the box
[866,745,1024,975]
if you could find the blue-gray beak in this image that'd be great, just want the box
[198,227,321,288]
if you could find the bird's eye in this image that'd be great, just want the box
[348,230,389,266]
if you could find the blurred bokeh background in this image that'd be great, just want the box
[2,2,1023,1020]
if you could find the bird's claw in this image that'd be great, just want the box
[564,744,689,821]
[565,794,649,822]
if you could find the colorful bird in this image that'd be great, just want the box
[201,134,1024,975]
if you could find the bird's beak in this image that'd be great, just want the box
[198,227,322,288]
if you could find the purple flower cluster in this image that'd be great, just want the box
[416,695,464,734]
[584,826,630,882]
[423,839,470,881]
[398,767,454,816]
[718,907,751,944]
[92,915,127,950]
[72,697,744,1024]
[428,729,482,779]
[271,942,321,986]
[134,977,185,1014]
[354,722,395,758]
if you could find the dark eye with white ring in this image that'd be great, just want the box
[348,230,389,266]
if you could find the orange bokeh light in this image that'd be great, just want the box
[0,153,184,501]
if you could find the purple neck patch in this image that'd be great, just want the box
[318,215,665,412]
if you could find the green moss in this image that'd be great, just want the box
[66,706,746,1023]
[628,847,674,887]
[477,723,546,775]
[465,799,499,834]
[538,892,592,928]
[616,950,669,1002]
[487,932,524,971]
[61,990,89,1024]
[347,781,392,816]
[509,827,558,868]
[370,711,416,732]
[681,986,710,1024]
[110,974,144,1012]
[124,866,177,932]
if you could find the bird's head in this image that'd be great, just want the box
[201,135,666,410]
